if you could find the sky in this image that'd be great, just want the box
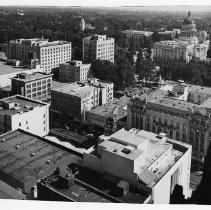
[0,0,211,7]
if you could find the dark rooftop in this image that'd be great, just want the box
[39,172,111,202]
[75,168,151,204]
[0,129,81,193]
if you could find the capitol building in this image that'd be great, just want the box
[153,11,210,65]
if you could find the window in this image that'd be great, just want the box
[176,122,180,130]
[19,122,21,126]
[183,124,186,131]
[176,131,180,140]
[158,117,161,123]
[182,133,186,142]
[32,83,36,87]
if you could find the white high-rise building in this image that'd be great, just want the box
[83,35,115,63]
[0,95,49,137]
[7,38,72,73]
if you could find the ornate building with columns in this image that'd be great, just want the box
[153,11,210,65]
[127,81,211,167]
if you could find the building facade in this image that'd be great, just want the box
[122,30,153,38]
[127,81,211,166]
[85,96,128,135]
[7,38,72,73]
[0,95,49,137]
[83,128,192,204]
[79,18,86,31]
[153,11,210,65]
[59,60,91,82]
[11,72,53,102]
[51,79,114,121]
[83,35,114,63]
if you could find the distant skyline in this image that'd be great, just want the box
[0,0,211,7]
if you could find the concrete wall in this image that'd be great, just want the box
[11,104,49,137]
[0,179,26,200]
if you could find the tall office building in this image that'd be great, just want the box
[7,38,72,73]
[0,95,49,137]
[83,35,114,63]
[59,60,91,82]
[11,72,53,102]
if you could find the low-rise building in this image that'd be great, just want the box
[0,129,81,199]
[0,60,45,88]
[11,72,52,101]
[83,35,114,63]
[37,166,151,203]
[85,96,128,135]
[59,60,91,82]
[122,30,153,38]
[0,95,49,137]
[83,128,192,204]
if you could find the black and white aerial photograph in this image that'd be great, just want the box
[0,0,211,209]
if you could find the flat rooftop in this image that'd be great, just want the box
[132,89,167,102]
[87,97,127,119]
[52,80,68,89]
[0,61,32,75]
[98,129,187,186]
[41,41,71,48]
[0,129,81,193]
[12,72,52,82]
[39,172,111,202]
[0,95,47,116]
[187,84,211,95]
[75,168,151,203]
[148,97,197,113]
[99,140,145,160]
[52,83,95,98]
[155,40,191,48]
[162,81,211,96]
[110,129,149,148]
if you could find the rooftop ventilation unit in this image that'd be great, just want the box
[156,133,167,141]
[15,145,20,149]
[117,180,129,196]
[122,146,135,154]
[24,105,31,109]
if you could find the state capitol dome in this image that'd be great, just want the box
[183,11,195,25]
